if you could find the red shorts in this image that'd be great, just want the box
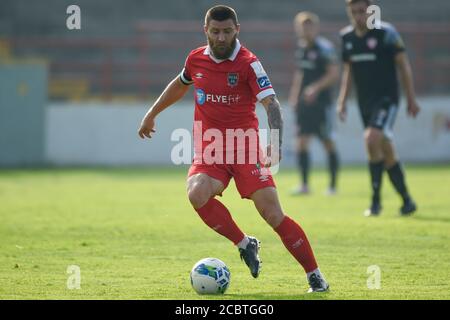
[188,162,276,199]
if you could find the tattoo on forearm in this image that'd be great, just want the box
[266,96,283,147]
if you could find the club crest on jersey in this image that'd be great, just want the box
[257,76,271,89]
[227,73,239,87]
[367,38,378,50]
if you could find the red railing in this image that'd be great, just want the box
[7,21,450,101]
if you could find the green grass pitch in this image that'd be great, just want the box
[0,165,449,300]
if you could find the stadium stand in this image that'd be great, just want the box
[1,0,449,100]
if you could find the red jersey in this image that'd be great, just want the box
[180,40,276,132]
[182,41,277,192]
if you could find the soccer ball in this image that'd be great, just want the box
[190,258,231,295]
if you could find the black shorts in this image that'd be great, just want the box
[296,102,334,140]
[360,97,398,140]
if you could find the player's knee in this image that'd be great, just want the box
[259,205,284,227]
[323,139,336,153]
[187,184,211,209]
[384,156,397,169]
[365,131,383,149]
[265,211,285,228]
[298,137,310,151]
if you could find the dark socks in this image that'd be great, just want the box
[298,151,310,186]
[369,161,384,204]
[328,152,339,189]
[387,162,411,203]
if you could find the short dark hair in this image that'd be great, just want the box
[205,5,239,27]
[346,0,373,6]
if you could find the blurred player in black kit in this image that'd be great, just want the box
[337,0,420,216]
[289,12,340,196]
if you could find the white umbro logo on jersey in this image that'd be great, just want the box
[195,73,204,79]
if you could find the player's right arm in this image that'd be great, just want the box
[336,62,352,122]
[138,76,190,139]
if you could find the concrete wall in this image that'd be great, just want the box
[0,63,47,166]
[45,97,450,167]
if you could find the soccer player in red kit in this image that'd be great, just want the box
[138,5,329,292]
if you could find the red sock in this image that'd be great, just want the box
[195,198,245,245]
[274,215,318,273]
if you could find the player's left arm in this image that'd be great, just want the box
[304,64,339,105]
[247,59,283,166]
[261,94,283,166]
[395,52,420,118]
[385,25,420,118]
